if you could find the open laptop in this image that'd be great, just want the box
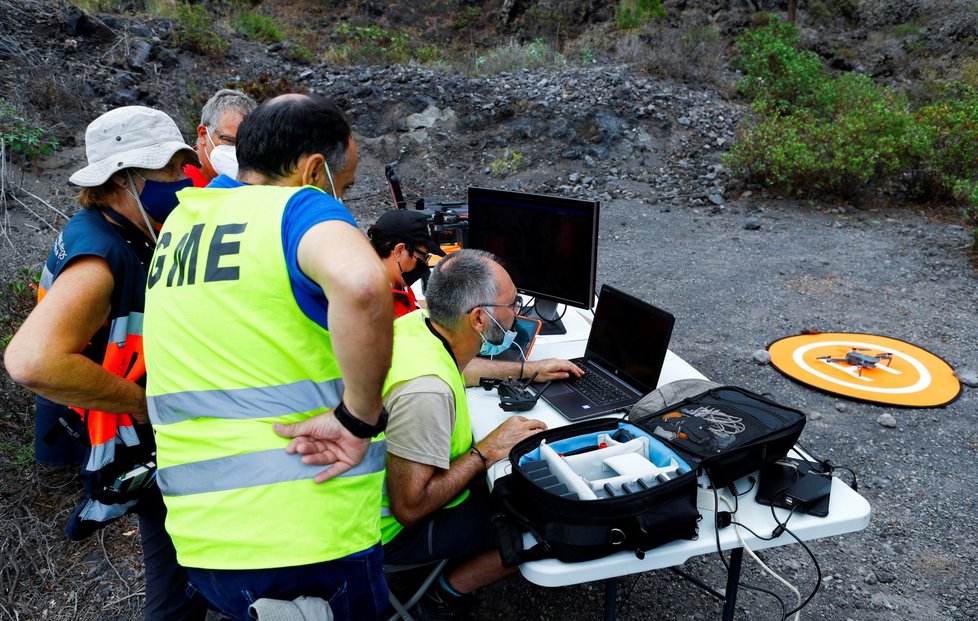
[538,284,675,421]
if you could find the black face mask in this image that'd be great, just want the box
[400,260,430,287]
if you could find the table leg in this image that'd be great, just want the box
[721,547,744,621]
[604,577,617,621]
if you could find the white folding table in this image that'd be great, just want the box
[467,307,872,620]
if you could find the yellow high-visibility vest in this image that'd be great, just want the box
[380,310,472,544]
[144,184,385,569]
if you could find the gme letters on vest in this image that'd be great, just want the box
[148,222,247,288]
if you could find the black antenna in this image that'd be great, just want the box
[384,164,407,209]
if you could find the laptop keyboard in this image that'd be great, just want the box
[567,359,630,405]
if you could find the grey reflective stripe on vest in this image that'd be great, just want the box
[108,312,143,347]
[148,377,345,425]
[78,497,140,522]
[158,439,387,497]
[39,265,54,291]
[380,479,392,517]
[86,424,141,470]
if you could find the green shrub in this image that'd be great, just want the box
[727,17,978,240]
[907,85,978,199]
[174,2,228,58]
[232,11,282,44]
[475,38,564,75]
[283,41,317,65]
[329,23,410,65]
[615,0,665,30]
[893,22,925,38]
[734,20,830,115]
[0,268,38,349]
[0,99,58,159]
[727,93,913,198]
[489,150,524,176]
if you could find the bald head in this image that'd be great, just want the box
[235,93,353,184]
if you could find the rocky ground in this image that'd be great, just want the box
[1,1,977,620]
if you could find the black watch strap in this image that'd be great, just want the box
[333,401,388,438]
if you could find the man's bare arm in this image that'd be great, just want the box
[296,220,393,422]
[4,257,148,421]
[462,357,584,387]
[387,416,546,527]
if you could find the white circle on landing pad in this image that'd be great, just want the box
[792,340,931,394]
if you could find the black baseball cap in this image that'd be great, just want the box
[368,210,446,256]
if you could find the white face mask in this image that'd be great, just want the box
[210,145,239,179]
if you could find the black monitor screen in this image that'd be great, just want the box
[466,187,599,311]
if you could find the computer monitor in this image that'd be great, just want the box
[466,187,599,335]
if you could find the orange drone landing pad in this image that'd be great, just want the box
[768,333,960,407]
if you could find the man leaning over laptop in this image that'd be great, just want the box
[283,249,547,619]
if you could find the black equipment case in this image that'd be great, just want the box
[492,386,807,565]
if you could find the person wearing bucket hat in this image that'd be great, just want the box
[368,209,583,387]
[5,105,206,620]
[142,94,392,621]
[184,88,257,186]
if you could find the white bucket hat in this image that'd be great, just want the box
[69,105,196,187]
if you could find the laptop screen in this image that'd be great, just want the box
[584,285,676,394]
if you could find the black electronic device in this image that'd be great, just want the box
[480,373,551,412]
[756,458,832,517]
[466,187,599,335]
[481,315,542,363]
[784,472,832,509]
[385,164,468,247]
[538,285,674,422]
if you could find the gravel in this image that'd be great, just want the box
[1,3,975,619]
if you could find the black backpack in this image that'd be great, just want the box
[492,386,807,565]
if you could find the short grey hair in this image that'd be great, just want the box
[200,89,257,128]
[426,249,500,332]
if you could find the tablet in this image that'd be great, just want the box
[481,315,543,362]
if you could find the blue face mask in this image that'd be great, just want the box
[136,174,194,223]
[479,311,517,357]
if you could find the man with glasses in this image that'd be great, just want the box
[375,249,546,618]
[367,209,583,389]
[278,252,547,618]
[184,89,257,186]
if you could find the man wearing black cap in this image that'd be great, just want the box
[368,210,583,387]
[367,209,446,317]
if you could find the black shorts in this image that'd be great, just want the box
[382,484,498,565]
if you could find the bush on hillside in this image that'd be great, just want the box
[174,2,228,58]
[474,38,564,76]
[615,0,665,30]
[0,98,58,160]
[726,18,978,242]
[328,24,411,65]
[232,11,282,44]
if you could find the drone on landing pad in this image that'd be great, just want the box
[817,348,894,376]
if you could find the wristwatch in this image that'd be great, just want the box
[333,401,388,438]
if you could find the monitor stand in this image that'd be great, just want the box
[524,298,566,335]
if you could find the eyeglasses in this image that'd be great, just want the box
[207,127,237,147]
[466,295,525,314]
[412,249,433,265]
